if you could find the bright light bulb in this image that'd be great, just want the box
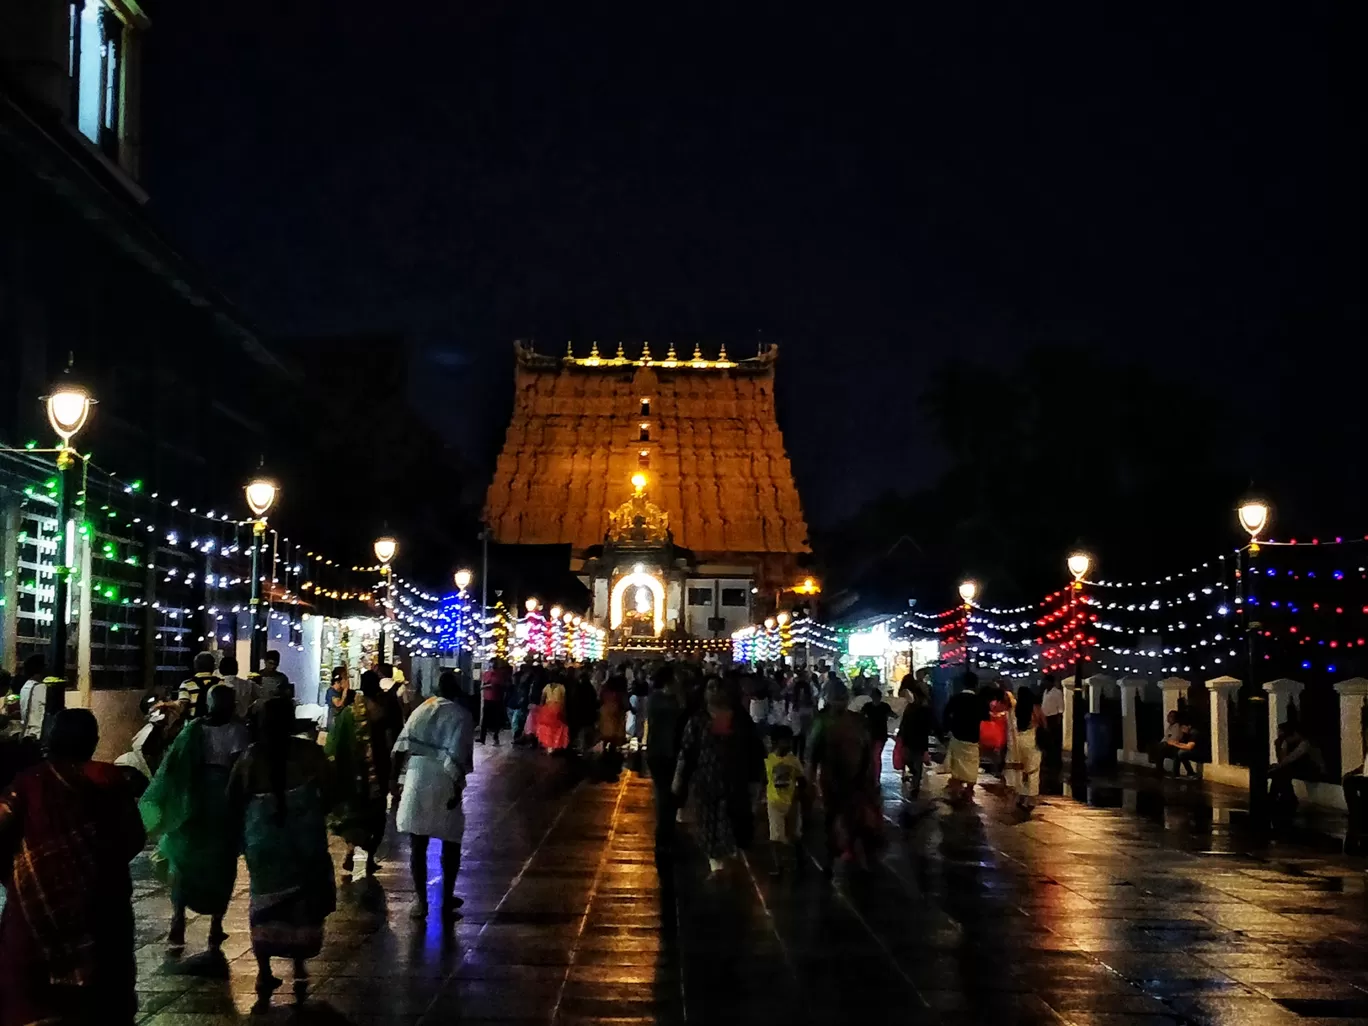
[244,478,277,518]
[525,597,539,612]
[373,537,397,564]
[1237,501,1269,539]
[764,617,776,630]
[46,384,93,442]
[631,472,647,493]
[776,611,790,626]
[550,605,563,620]
[958,580,978,604]
[1067,552,1091,582]
[454,569,472,591]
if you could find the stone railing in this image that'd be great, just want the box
[1057,672,1368,810]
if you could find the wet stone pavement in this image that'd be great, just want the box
[127,746,1368,1026]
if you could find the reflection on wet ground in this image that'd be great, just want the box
[128,746,1367,1025]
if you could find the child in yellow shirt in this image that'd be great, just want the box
[764,726,804,874]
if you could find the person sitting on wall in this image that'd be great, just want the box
[1270,718,1324,822]
[1151,710,1198,777]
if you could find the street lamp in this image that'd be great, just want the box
[244,474,278,672]
[1066,550,1092,779]
[631,471,647,495]
[42,380,95,680]
[374,535,397,664]
[45,383,94,445]
[776,611,790,626]
[1067,551,1091,585]
[957,580,977,604]
[525,597,539,612]
[1238,500,1269,549]
[454,568,473,592]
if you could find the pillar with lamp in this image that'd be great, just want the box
[243,472,278,672]
[957,580,977,671]
[374,535,397,664]
[453,567,474,673]
[1236,497,1271,825]
[43,375,95,683]
[776,610,792,659]
[1066,549,1092,779]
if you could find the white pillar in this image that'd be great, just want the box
[1157,677,1188,722]
[1262,678,1306,763]
[1118,676,1146,758]
[1334,678,1368,778]
[1063,679,1082,751]
[75,528,93,710]
[1205,675,1242,767]
[1084,673,1115,714]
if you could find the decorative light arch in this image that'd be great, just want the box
[609,571,666,635]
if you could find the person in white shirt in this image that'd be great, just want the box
[392,670,475,925]
[1039,677,1065,768]
[16,654,49,741]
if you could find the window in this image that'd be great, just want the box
[640,398,650,416]
[687,587,713,606]
[71,0,123,155]
[638,422,650,442]
[721,588,748,607]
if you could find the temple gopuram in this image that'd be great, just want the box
[483,340,810,648]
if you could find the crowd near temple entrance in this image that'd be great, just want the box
[1,1,1363,1023]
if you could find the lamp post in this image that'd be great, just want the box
[958,580,977,672]
[1067,551,1091,780]
[244,475,277,672]
[44,380,94,681]
[374,536,397,664]
[1237,499,1270,825]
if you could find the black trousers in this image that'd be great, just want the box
[649,760,676,852]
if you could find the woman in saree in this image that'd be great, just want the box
[326,670,395,875]
[228,698,335,1009]
[535,671,571,752]
[672,678,765,872]
[140,684,249,952]
[0,709,145,1026]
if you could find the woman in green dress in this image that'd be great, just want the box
[228,698,335,1009]
[139,684,249,952]
[325,670,395,876]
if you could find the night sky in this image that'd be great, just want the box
[141,3,1361,529]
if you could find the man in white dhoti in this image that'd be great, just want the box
[392,670,475,924]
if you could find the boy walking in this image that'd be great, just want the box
[764,726,805,874]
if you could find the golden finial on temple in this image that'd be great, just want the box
[718,343,728,362]
[589,341,600,358]
[666,341,678,360]
[691,342,703,361]
[615,340,626,360]
[565,340,574,358]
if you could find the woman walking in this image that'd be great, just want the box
[535,671,571,752]
[392,670,475,924]
[1004,685,1046,811]
[598,673,628,752]
[140,684,249,952]
[809,681,881,872]
[0,710,145,1026]
[229,699,335,1009]
[672,679,764,872]
[326,670,395,875]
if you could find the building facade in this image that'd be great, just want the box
[484,341,810,646]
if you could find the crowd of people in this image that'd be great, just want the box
[0,649,477,1023]
[7,642,1332,1024]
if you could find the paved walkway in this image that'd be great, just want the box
[126,745,1368,1026]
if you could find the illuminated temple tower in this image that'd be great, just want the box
[483,341,810,644]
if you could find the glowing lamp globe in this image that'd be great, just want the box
[631,472,647,494]
[958,580,978,604]
[1237,501,1269,540]
[776,611,790,626]
[1067,552,1091,582]
[373,537,397,565]
[46,383,93,443]
[244,477,277,518]
[454,568,473,591]
[764,617,776,630]
[525,597,540,613]
[550,605,563,621]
